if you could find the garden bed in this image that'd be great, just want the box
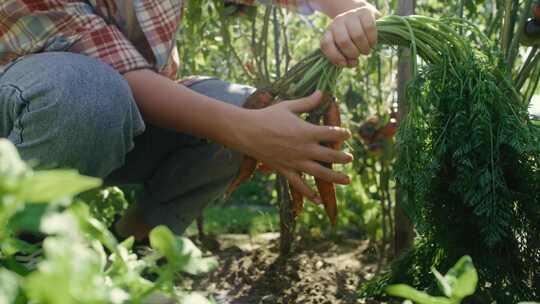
[189,233,389,304]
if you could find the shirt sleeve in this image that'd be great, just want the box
[226,0,315,15]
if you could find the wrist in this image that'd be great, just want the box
[214,106,254,153]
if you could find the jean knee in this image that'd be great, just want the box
[2,53,145,177]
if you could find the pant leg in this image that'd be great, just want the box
[106,78,255,234]
[0,52,145,177]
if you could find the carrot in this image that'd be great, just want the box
[323,99,342,150]
[289,182,304,217]
[243,89,274,109]
[314,96,343,226]
[226,90,276,197]
[315,170,337,226]
[358,116,381,144]
[257,163,274,174]
[226,156,258,197]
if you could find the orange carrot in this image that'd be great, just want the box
[315,171,337,226]
[243,90,274,109]
[257,163,274,174]
[315,96,342,226]
[323,100,342,150]
[226,90,275,197]
[226,156,258,197]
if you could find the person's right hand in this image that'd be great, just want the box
[234,91,353,203]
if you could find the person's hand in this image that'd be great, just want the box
[236,91,353,202]
[321,3,380,68]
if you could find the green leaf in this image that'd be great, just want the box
[0,139,29,193]
[149,225,180,261]
[177,237,217,275]
[432,267,453,298]
[444,256,478,299]
[149,226,217,275]
[39,212,78,236]
[119,236,135,251]
[70,203,118,250]
[8,204,48,233]
[0,268,21,304]
[385,285,453,304]
[16,170,101,203]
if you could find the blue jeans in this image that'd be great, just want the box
[0,52,254,234]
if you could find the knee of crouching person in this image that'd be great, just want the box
[21,53,145,177]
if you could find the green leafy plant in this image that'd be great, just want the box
[0,139,216,304]
[386,256,478,304]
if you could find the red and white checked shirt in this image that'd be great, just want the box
[0,0,314,79]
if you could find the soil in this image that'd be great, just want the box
[190,233,391,304]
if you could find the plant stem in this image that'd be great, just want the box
[502,0,514,57]
[507,0,534,69]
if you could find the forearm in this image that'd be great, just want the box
[123,69,245,149]
[123,69,353,197]
[309,0,368,18]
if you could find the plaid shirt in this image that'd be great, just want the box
[0,0,314,79]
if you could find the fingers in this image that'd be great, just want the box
[283,170,321,204]
[310,144,353,164]
[321,30,348,67]
[359,10,378,49]
[331,20,360,62]
[299,161,351,185]
[321,6,380,67]
[312,125,351,143]
[284,91,323,114]
[345,17,370,56]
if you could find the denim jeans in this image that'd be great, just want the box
[0,52,254,234]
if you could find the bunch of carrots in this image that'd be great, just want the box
[225,50,343,226]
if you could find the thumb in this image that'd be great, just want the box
[285,91,323,114]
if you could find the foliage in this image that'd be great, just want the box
[78,187,129,227]
[383,13,540,304]
[0,139,216,304]
[386,255,478,304]
[191,206,279,235]
[179,0,396,240]
[179,1,540,302]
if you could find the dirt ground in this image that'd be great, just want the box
[189,233,391,304]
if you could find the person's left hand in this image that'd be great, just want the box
[321,3,381,68]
